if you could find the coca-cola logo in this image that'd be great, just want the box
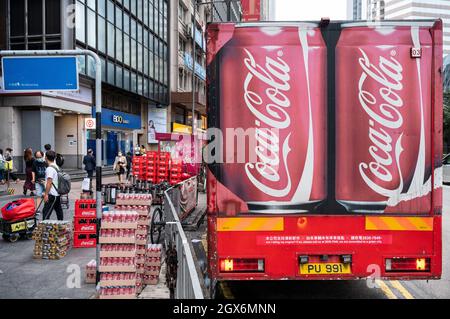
[358,48,405,198]
[242,48,293,197]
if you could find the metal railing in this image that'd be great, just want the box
[164,177,204,299]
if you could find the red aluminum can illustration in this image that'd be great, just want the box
[335,22,433,213]
[209,23,327,214]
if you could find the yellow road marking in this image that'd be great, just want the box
[391,281,414,299]
[376,280,398,299]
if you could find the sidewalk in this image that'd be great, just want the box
[0,175,118,299]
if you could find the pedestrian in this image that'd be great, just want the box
[113,151,127,184]
[44,144,64,167]
[83,149,96,179]
[0,149,5,185]
[126,152,132,180]
[23,147,35,196]
[43,144,51,160]
[140,145,147,155]
[42,150,64,221]
[4,148,19,183]
[32,150,47,207]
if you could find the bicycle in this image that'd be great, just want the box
[150,181,171,244]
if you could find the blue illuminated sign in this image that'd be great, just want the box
[1,56,79,92]
[93,108,141,130]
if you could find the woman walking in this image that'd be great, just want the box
[32,150,47,207]
[23,148,35,196]
[113,151,127,184]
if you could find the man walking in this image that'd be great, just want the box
[83,149,96,179]
[43,150,64,221]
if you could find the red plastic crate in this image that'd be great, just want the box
[73,217,97,232]
[75,199,97,218]
[73,231,97,248]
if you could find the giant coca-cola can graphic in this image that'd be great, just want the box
[336,23,433,213]
[211,24,327,213]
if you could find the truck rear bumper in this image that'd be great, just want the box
[208,215,442,281]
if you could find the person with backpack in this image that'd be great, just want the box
[43,150,70,220]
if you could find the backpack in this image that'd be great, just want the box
[56,153,64,167]
[51,165,71,195]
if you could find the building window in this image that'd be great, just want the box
[9,0,61,50]
[179,36,186,52]
[74,0,169,104]
[173,106,185,124]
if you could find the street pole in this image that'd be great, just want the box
[192,1,197,136]
[0,49,102,283]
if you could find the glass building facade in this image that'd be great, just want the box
[8,0,62,50]
[75,0,169,105]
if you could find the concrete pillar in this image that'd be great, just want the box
[21,108,54,157]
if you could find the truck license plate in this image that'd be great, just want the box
[300,263,351,275]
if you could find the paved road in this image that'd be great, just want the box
[0,176,119,299]
[205,187,450,299]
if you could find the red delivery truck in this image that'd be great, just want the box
[206,20,443,286]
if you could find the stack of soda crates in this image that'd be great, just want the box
[132,156,147,181]
[73,199,97,248]
[157,152,170,183]
[169,160,183,185]
[146,152,157,183]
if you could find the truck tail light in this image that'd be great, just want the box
[385,258,430,272]
[219,258,264,273]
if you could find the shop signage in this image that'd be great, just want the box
[85,118,96,130]
[183,53,206,81]
[1,56,79,92]
[148,105,168,144]
[172,123,192,134]
[112,114,130,124]
[194,28,204,50]
[93,108,141,130]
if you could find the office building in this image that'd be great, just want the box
[347,0,368,20]
[381,0,450,55]
[148,0,240,155]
